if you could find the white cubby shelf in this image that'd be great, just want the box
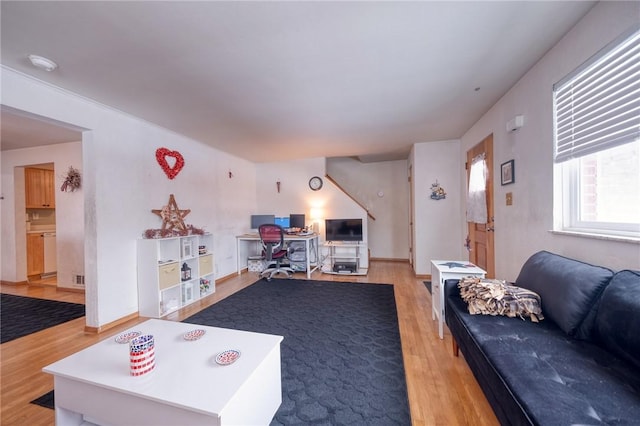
[137,233,215,318]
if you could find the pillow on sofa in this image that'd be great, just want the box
[458,277,544,322]
[594,270,640,369]
[515,251,614,339]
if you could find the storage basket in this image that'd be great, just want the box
[248,256,266,272]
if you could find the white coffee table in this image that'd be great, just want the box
[43,319,283,426]
[431,260,486,339]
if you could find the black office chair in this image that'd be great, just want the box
[258,224,294,281]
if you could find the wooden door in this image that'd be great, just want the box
[466,135,495,278]
[26,233,44,276]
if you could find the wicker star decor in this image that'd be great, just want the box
[151,194,191,232]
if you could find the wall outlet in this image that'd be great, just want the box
[506,192,513,206]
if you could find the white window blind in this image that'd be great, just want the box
[554,27,640,163]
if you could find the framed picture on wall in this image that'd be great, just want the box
[501,160,515,185]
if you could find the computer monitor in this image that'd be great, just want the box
[250,214,275,229]
[289,214,305,229]
[274,216,290,228]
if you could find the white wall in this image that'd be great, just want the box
[255,157,369,267]
[1,68,257,327]
[460,1,640,281]
[1,142,84,289]
[411,140,463,275]
[326,157,409,260]
[254,157,326,225]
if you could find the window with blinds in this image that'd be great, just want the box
[553,26,640,240]
[554,27,639,162]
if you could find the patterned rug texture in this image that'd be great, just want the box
[30,390,54,410]
[184,278,410,425]
[1,294,85,344]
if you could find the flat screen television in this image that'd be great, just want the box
[250,214,275,229]
[325,219,363,242]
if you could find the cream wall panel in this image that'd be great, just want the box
[459,1,640,280]
[411,140,463,275]
[255,158,368,267]
[1,68,257,327]
[326,157,409,260]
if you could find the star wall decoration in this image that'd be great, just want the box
[151,194,191,232]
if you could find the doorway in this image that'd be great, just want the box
[408,164,414,269]
[1,106,85,290]
[466,134,495,278]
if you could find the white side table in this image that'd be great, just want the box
[431,260,486,339]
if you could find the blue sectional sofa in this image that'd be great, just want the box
[444,251,640,425]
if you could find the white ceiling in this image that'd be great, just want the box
[1,1,595,162]
[1,106,84,151]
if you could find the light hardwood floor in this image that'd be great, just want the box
[1,261,498,425]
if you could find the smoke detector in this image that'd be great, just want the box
[28,54,58,72]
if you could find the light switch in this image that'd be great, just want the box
[506,192,513,206]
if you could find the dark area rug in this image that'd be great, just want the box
[31,390,55,409]
[184,278,410,425]
[424,281,431,293]
[1,294,85,344]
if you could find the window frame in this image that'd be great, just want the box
[559,151,640,238]
[553,26,640,241]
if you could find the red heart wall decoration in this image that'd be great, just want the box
[155,148,185,180]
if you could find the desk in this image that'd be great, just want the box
[43,319,283,426]
[431,260,486,339]
[236,233,320,279]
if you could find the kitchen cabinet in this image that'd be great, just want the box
[25,168,55,208]
[27,233,44,276]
